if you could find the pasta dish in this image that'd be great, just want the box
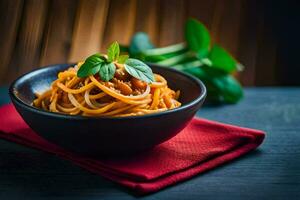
[33,42,181,117]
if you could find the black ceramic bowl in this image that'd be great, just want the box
[9,63,206,157]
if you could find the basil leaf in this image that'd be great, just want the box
[77,54,103,78]
[120,44,129,53]
[185,18,210,58]
[184,67,243,104]
[129,32,154,55]
[124,58,154,83]
[117,55,129,64]
[213,74,243,103]
[107,41,120,62]
[99,62,116,82]
[208,44,237,73]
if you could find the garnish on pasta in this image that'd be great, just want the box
[33,42,181,117]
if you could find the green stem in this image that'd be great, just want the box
[172,60,204,70]
[143,43,187,56]
[155,51,195,66]
[170,58,212,70]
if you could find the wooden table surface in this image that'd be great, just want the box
[0,87,299,200]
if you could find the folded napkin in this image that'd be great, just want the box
[0,104,265,194]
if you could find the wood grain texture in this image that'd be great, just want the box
[0,0,23,81]
[135,0,160,44]
[5,0,48,83]
[102,0,137,49]
[158,0,186,46]
[40,0,78,66]
[187,0,216,30]
[69,0,109,62]
[214,0,242,57]
[237,0,261,86]
[0,0,292,86]
[254,19,278,86]
[0,87,299,199]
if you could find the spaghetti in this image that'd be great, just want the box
[33,62,181,117]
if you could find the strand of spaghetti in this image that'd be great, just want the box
[50,87,58,102]
[150,88,160,109]
[90,104,137,117]
[173,99,181,107]
[70,109,82,115]
[84,88,98,109]
[90,76,150,100]
[133,108,168,114]
[60,102,75,108]
[163,94,173,108]
[109,101,128,109]
[57,82,94,94]
[57,104,79,113]
[58,71,76,80]
[66,76,80,88]
[49,93,58,112]
[175,90,180,100]
[150,74,167,88]
[57,98,86,113]
[33,90,51,107]
[158,99,166,109]
[74,94,85,102]
[68,93,116,114]
[115,112,142,117]
[126,103,151,113]
[88,92,112,108]
[84,77,90,85]
[89,92,106,99]
[91,100,110,107]
[41,100,48,110]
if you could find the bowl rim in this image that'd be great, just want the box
[9,63,206,120]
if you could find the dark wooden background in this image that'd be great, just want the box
[0,0,299,86]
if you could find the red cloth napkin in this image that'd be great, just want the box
[0,104,265,194]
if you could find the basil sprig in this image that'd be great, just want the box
[185,18,210,58]
[77,42,154,83]
[121,18,244,104]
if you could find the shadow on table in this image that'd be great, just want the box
[0,141,264,198]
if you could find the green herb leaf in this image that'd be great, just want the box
[99,62,116,81]
[77,53,104,78]
[184,66,243,104]
[120,44,129,53]
[185,18,210,58]
[107,41,120,62]
[208,44,237,73]
[212,74,243,103]
[117,55,129,64]
[124,58,154,83]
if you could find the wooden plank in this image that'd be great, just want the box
[213,0,242,57]
[5,0,48,83]
[210,0,242,81]
[102,0,137,49]
[158,0,186,46]
[186,0,217,31]
[209,0,223,44]
[68,0,109,62]
[254,20,278,86]
[134,0,160,45]
[237,0,262,86]
[0,0,23,84]
[40,0,78,66]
